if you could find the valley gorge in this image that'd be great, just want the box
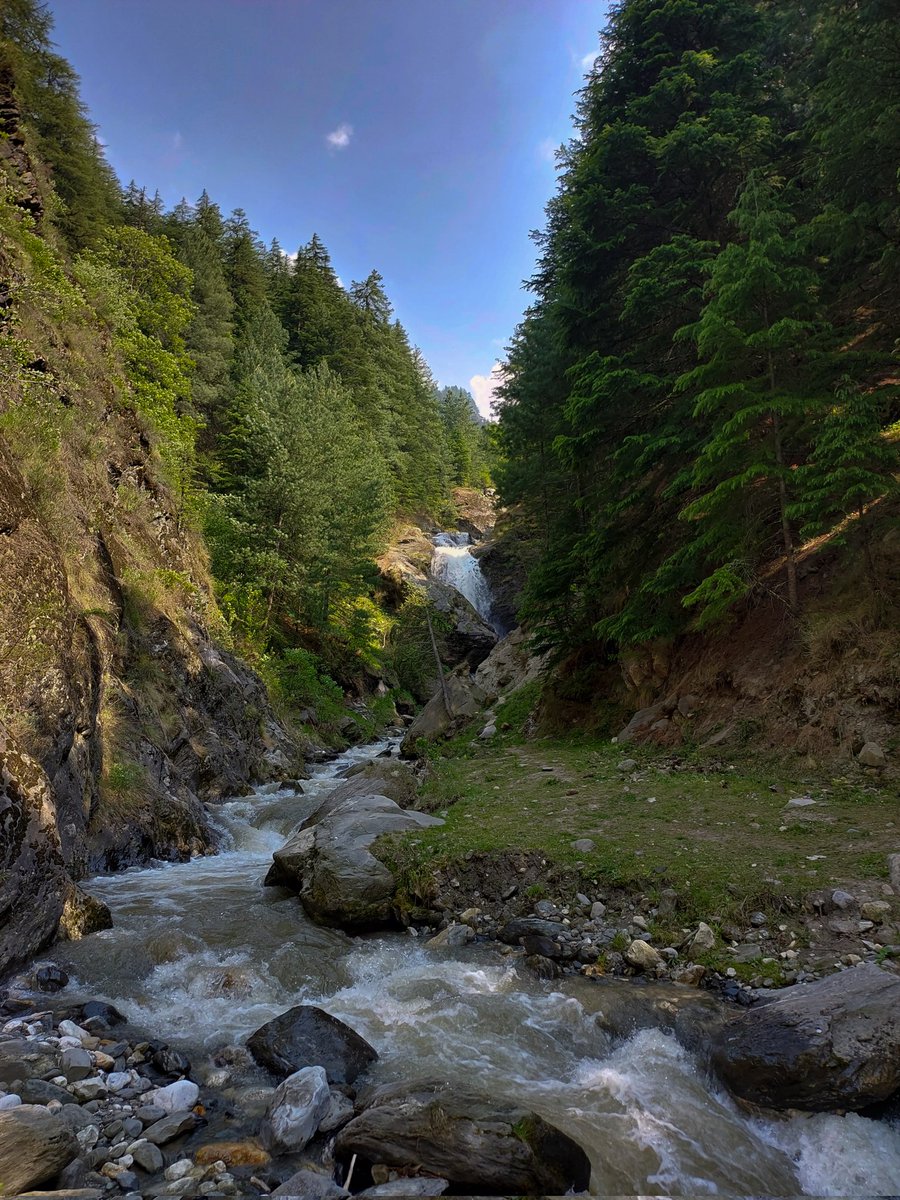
[2,1,899,1197]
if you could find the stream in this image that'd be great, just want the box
[41,740,900,1196]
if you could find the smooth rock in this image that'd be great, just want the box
[247,1005,378,1085]
[61,1047,93,1082]
[624,939,662,971]
[590,901,607,920]
[335,1081,590,1196]
[571,839,595,854]
[261,1065,331,1153]
[147,1079,199,1114]
[712,963,900,1110]
[498,917,567,946]
[271,1168,349,1198]
[0,1093,21,1109]
[617,759,637,772]
[129,1138,164,1173]
[319,1087,356,1135]
[0,1104,79,1192]
[359,1181,448,1197]
[143,1111,198,1146]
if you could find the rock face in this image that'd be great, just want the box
[246,1005,378,1085]
[265,791,443,927]
[400,675,486,756]
[334,1082,591,1197]
[712,963,900,1110]
[0,1104,78,1192]
[426,577,497,670]
[473,627,547,703]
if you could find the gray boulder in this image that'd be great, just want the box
[0,1104,78,1193]
[498,917,568,946]
[247,1004,378,1085]
[261,1065,331,1153]
[272,1168,350,1198]
[265,792,442,928]
[334,1082,590,1196]
[400,675,486,757]
[712,963,900,1110]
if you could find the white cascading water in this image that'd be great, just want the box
[32,737,900,1197]
[431,532,495,627]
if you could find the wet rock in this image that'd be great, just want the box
[523,954,563,980]
[271,1167,349,1198]
[562,977,727,1054]
[261,1065,331,1153]
[712,963,900,1110]
[193,1139,270,1167]
[426,924,474,948]
[142,1110,199,1145]
[58,885,113,941]
[265,793,442,928]
[335,1081,591,1196]
[247,1005,378,1085]
[152,1047,191,1077]
[0,1103,79,1192]
[35,965,69,993]
[80,1001,127,1026]
[319,1088,355,1135]
[498,917,567,946]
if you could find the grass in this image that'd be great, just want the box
[382,721,895,930]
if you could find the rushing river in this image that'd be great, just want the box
[44,740,900,1196]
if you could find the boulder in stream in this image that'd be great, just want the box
[265,792,442,928]
[334,1081,591,1196]
[247,1004,378,1085]
[711,962,900,1110]
[261,1064,331,1152]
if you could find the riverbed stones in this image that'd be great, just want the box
[0,1103,79,1191]
[247,1005,378,1085]
[426,923,474,948]
[272,1167,350,1198]
[498,917,568,946]
[146,1078,199,1113]
[61,1046,93,1081]
[687,922,716,954]
[261,1065,331,1152]
[712,962,900,1110]
[334,1081,591,1196]
[142,1109,198,1145]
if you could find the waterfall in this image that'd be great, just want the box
[431,532,496,628]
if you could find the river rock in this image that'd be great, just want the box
[265,792,442,927]
[129,1138,164,1172]
[687,922,716,954]
[624,939,662,971]
[0,1103,79,1192]
[712,962,900,1110]
[146,1079,199,1113]
[272,1167,350,1198]
[498,917,568,946]
[857,742,886,768]
[247,1005,378,1085]
[359,1180,448,1197]
[334,1081,590,1196]
[426,923,474,948]
[61,1046,93,1082]
[261,1065,331,1152]
[563,977,728,1054]
[142,1110,199,1145]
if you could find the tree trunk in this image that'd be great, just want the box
[771,410,798,612]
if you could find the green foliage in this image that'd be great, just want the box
[270,648,345,723]
[495,0,900,655]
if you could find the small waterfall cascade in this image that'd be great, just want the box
[431,532,495,627]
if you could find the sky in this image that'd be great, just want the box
[49,0,608,417]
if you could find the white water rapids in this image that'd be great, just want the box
[431,532,496,628]
[41,740,900,1195]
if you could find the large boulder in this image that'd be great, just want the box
[334,1082,591,1197]
[0,1104,78,1192]
[265,792,442,927]
[247,1004,378,1085]
[562,977,729,1054]
[473,628,546,703]
[426,577,497,670]
[711,963,900,1110]
[400,675,485,757]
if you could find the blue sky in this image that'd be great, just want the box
[49,0,608,415]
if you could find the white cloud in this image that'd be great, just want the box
[580,50,598,69]
[470,362,506,420]
[326,123,353,150]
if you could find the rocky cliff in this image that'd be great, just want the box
[0,79,299,976]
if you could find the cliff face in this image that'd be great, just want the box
[0,80,299,976]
